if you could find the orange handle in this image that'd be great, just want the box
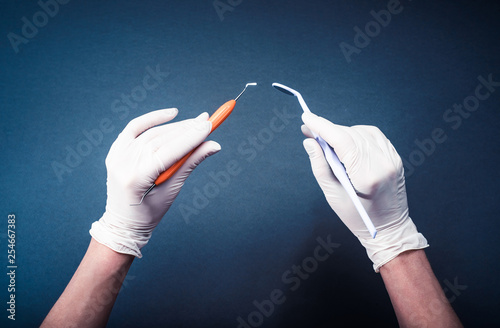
[153,99,236,185]
[208,99,235,131]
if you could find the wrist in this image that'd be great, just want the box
[89,213,152,258]
[359,217,429,272]
[88,237,135,267]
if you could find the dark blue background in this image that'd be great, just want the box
[1,0,499,327]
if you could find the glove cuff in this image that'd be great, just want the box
[89,213,151,258]
[360,217,429,272]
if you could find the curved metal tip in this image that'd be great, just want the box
[235,82,258,101]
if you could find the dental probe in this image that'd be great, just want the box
[131,83,258,206]
[272,83,377,238]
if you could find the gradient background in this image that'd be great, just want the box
[1,0,500,327]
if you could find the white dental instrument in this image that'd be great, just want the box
[272,82,377,238]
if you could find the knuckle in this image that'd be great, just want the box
[362,163,399,195]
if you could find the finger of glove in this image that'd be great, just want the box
[301,112,358,169]
[138,120,186,145]
[120,108,179,141]
[139,112,210,150]
[301,124,314,138]
[170,140,222,182]
[304,138,373,235]
[303,138,343,195]
[155,140,221,199]
[151,117,212,173]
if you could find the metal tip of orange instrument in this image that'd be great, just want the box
[235,82,257,101]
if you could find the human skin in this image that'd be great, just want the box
[41,238,134,328]
[380,249,463,328]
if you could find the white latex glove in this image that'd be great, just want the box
[90,108,221,257]
[301,112,428,272]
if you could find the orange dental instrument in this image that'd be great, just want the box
[130,82,257,206]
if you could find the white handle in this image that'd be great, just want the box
[316,136,377,238]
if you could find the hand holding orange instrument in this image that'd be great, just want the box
[131,83,257,205]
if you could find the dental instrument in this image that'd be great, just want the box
[272,82,377,238]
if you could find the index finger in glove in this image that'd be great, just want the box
[120,108,179,141]
[150,113,212,171]
[301,112,359,166]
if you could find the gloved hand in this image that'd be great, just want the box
[90,108,221,258]
[301,112,428,272]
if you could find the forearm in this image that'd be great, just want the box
[380,249,462,328]
[41,238,134,328]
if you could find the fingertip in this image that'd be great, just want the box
[195,112,210,121]
[192,119,212,133]
[204,120,212,133]
[213,141,222,152]
[164,107,178,114]
[301,112,314,124]
[207,140,222,153]
[303,138,318,155]
[158,108,178,119]
[301,124,314,138]
[194,112,211,132]
[190,140,222,166]
[301,112,324,136]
